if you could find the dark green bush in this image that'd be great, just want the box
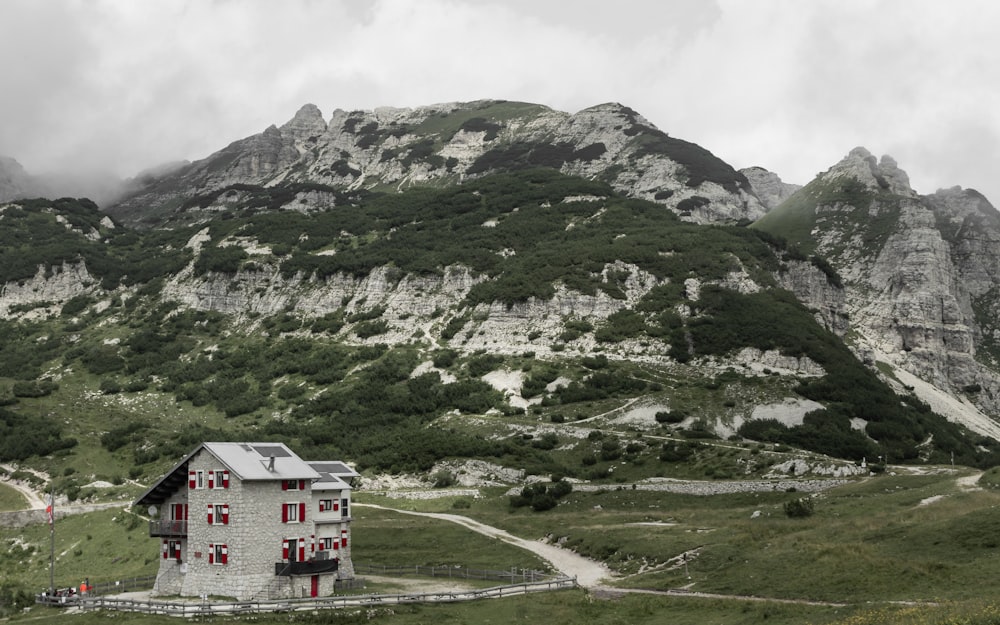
[784,497,815,518]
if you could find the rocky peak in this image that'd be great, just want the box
[823,146,917,197]
[0,156,37,202]
[740,166,801,210]
[280,103,328,144]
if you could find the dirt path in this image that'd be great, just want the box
[357,503,612,587]
[0,465,46,510]
[357,503,856,607]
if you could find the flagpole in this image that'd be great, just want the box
[48,490,54,595]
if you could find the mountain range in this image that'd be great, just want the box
[2,99,1000,477]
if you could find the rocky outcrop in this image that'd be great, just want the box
[740,166,801,210]
[776,148,1000,415]
[776,258,848,335]
[0,262,96,317]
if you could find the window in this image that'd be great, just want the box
[319,499,332,512]
[188,470,205,490]
[319,537,333,550]
[282,538,306,563]
[208,470,229,489]
[282,502,306,523]
[207,503,229,525]
[341,498,349,518]
[163,540,182,561]
[208,543,228,565]
[282,479,304,491]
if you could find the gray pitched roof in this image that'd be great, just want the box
[133,442,320,507]
[206,442,320,481]
[307,461,358,492]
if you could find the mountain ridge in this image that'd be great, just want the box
[105,100,765,227]
[2,99,1000,475]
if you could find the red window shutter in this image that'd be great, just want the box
[162,541,168,559]
[281,480,288,491]
[222,504,230,525]
[341,529,347,548]
[207,504,213,525]
[221,544,228,565]
[298,542,306,562]
[299,479,306,491]
[319,500,325,512]
[333,538,339,550]
[299,502,306,522]
[311,534,316,553]
[184,504,189,520]
[208,472,214,489]
[333,501,339,512]
[222,471,230,489]
[208,544,215,565]
[282,503,288,523]
[188,471,196,489]
[282,540,289,562]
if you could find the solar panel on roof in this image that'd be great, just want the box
[252,445,291,457]
[310,462,350,472]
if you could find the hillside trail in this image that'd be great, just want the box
[357,503,854,607]
[0,464,46,509]
[356,503,612,587]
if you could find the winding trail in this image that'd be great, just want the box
[357,503,853,607]
[357,503,612,587]
[0,465,46,510]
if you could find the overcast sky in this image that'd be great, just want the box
[3,0,999,203]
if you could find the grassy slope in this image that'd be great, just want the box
[0,483,28,511]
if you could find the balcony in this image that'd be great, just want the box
[149,519,188,537]
[275,555,340,576]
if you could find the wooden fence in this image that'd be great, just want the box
[353,563,554,583]
[58,577,576,616]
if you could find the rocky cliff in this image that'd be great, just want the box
[755,147,1000,417]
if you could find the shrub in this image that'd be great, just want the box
[61,295,93,316]
[432,349,458,368]
[509,479,574,512]
[784,497,815,518]
[655,410,685,424]
[99,378,122,394]
[354,319,390,338]
[432,470,457,488]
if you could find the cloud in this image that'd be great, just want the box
[1,0,998,203]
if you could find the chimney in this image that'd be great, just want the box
[268,455,275,472]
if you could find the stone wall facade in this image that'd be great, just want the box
[148,448,350,601]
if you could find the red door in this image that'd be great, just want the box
[310,575,319,598]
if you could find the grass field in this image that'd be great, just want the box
[0,482,28,511]
[7,469,1000,624]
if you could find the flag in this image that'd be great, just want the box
[46,493,53,527]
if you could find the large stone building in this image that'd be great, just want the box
[134,442,357,600]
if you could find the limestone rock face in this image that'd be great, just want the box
[775,258,848,336]
[740,166,801,210]
[108,100,766,226]
[789,148,1000,414]
[825,147,917,198]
